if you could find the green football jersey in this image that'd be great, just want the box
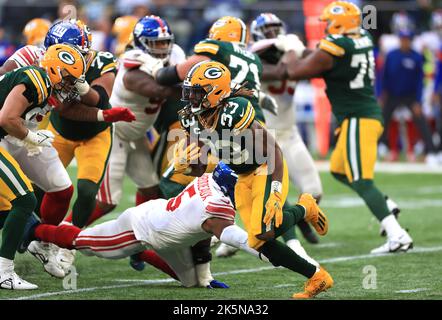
[0,66,51,139]
[193,39,265,122]
[179,96,260,174]
[50,50,117,141]
[154,98,187,134]
[319,29,382,125]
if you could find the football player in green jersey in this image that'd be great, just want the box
[268,1,413,253]
[173,60,334,299]
[0,44,85,289]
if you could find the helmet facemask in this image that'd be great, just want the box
[52,69,80,103]
[181,82,212,116]
[259,22,286,40]
[137,35,174,63]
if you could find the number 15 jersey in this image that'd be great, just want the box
[319,29,382,125]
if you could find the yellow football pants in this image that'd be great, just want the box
[47,123,113,184]
[235,160,289,250]
[330,117,383,182]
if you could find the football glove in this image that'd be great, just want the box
[136,54,164,78]
[74,75,90,96]
[173,139,201,174]
[23,129,54,148]
[259,92,278,116]
[274,34,306,58]
[263,181,283,228]
[97,107,136,123]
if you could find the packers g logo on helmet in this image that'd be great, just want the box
[204,67,223,79]
[320,1,361,35]
[57,51,75,65]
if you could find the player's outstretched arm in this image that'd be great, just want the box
[124,68,180,99]
[284,49,334,80]
[202,218,268,262]
[0,60,18,76]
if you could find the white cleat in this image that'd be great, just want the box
[215,243,239,258]
[380,196,401,237]
[57,248,76,274]
[286,239,319,268]
[371,229,413,254]
[28,241,65,278]
[0,271,38,290]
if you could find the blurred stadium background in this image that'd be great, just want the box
[2,0,442,163]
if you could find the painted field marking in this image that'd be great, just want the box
[8,245,442,300]
[395,288,429,294]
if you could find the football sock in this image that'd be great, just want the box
[191,237,212,264]
[0,193,36,260]
[380,214,403,238]
[351,179,390,221]
[331,172,352,188]
[274,204,306,238]
[40,185,74,225]
[281,202,296,242]
[83,202,115,226]
[136,187,161,206]
[72,179,100,228]
[139,250,178,280]
[34,224,81,250]
[31,184,45,218]
[0,211,9,229]
[259,239,317,278]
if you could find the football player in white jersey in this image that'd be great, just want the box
[21,162,265,289]
[90,16,184,223]
[249,13,323,249]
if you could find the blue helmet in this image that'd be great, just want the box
[212,161,238,205]
[251,13,286,42]
[44,20,91,54]
[133,15,174,62]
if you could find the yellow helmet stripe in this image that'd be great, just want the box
[238,19,247,44]
[319,39,345,57]
[24,69,44,104]
[194,43,220,55]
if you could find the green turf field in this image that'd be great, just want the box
[1,168,442,300]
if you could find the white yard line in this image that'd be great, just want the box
[396,288,429,293]
[8,245,442,300]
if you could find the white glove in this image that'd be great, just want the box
[75,75,90,96]
[259,91,278,116]
[137,54,164,77]
[274,34,306,58]
[23,130,54,147]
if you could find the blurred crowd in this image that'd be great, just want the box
[1,0,442,164]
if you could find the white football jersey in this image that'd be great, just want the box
[249,38,297,130]
[112,44,186,141]
[8,45,45,67]
[130,173,235,251]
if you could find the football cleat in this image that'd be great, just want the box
[0,270,38,290]
[293,267,334,299]
[207,279,229,289]
[380,196,401,237]
[28,241,65,278]
[297,193,329,236]
[297,220,320,244]
[129,253,145,271]
[56,248,76,274]
[371,229,413,254]
[215,243,239,258]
